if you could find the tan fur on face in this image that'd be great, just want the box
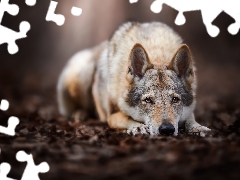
[108,22,187,106]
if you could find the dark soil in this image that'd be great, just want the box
[0,86,240,180]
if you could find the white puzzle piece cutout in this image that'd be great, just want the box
[25,0,37,6]
[16,151,50,180]
[46,1,65,26]
[0,100,9,111]
[71,7,82,16]
[129,0,138,4]
[0,148,16,180]
[0,100,19,136]
[0,117,19,136]
[0,0,19,22]
[0,163,16,180]
[0,22,30,54]
[0,0,34,54]
[150,0,240,37]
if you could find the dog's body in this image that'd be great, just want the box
[57,22,210,136]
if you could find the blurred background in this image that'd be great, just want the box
[0,0,240,112]
[1,1,240,179]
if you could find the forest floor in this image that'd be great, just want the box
[0,86,240,180]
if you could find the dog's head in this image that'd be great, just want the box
[126,43,195,135]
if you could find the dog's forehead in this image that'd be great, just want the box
[144,68,177,90]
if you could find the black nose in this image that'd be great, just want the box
[159,123,175,135]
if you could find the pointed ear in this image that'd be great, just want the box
[168,44,193,78]
[129,43,151,78]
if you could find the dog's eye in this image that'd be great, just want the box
[172,97,180,104]
[144,97,153,104]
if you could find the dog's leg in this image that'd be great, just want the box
[108,112,149,135]
[57,86,78,117]
[185,113,211,137]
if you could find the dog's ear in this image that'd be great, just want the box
[168,44,193,80]
[129,43,151,78]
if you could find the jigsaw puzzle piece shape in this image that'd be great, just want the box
[149,0,240,37]
[175,11,186,25]
[201,7,222,37]
[0,100,9,111]
[25,0,37,6]
[224,7,240,35]
[0,21,30,54]
[0,116,19,136]
[37,162,49,174]
[228,22,240,35]
[46,1,65,26]
[150,0,163,13]
[151,0,188,25]
[71,7,82,16]
[0,0,19,21]
[150,0,221,37]
[129,0,138,3]
[0,163,16,180]
[16,151,50,180]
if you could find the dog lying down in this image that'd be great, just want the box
[57,22,210,136]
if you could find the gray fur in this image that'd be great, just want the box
[169,71,194,106]
[126,68,185,129]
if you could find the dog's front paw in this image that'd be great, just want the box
[188,124,211,137]
[127,124,150,135]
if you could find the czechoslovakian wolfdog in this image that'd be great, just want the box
[57,22,210,136]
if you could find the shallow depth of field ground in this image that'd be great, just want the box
[0,81,240,180]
